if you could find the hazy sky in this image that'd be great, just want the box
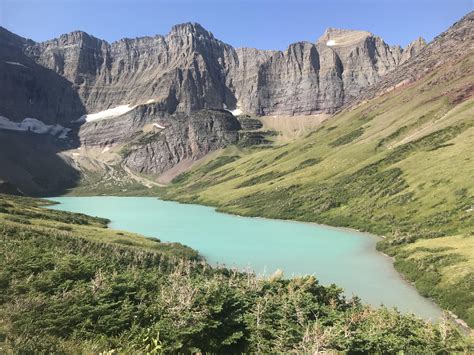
[0,0,471,49]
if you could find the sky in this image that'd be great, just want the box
[0,0,471,50]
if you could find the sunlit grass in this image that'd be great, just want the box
[157,53,474,326]
[404,235,474,285]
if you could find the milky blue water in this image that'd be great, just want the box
[47,196,441,321]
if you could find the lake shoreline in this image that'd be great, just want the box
[132,196,473,332]
[46,195,444,322]
[51,192,382,241]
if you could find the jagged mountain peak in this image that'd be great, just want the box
[1,13,471,197]
[409,36,427,46]
[169,22,215,38]
[399,36,427,63]
[349,11,473,106]
[319,27,373,46]
[286,41,315,50]
[42,30,106,48]
[59,30,92,39]
[0,17,438,123]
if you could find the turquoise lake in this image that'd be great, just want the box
[47,196,441,321]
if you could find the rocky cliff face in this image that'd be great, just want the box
[77,107,240,176]
[353,11,473,105]
[0,21,432,194]
[1,22,425,123]
[318,29,402,101]
[122,110,240,175]
[0,130,80,195]
[399,37,427,64]
[24,24,236,117]
[228,41,344,115]
[0,27,86,124]
[225,27,428,116]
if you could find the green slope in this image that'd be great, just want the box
[160,51,474,326]
[1,194,470,353]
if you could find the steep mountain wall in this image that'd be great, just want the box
[77,107,241,176]
[1,23,424,123]
[0,28,86,123]
[0,21,432,194]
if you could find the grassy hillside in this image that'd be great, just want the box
[1,194,470,353]
[160,51,474,326]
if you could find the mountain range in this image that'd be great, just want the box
[0,21,428,195]
[1,22,425,121]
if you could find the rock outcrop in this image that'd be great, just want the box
[123,110,240,175]
[399,37,427,64]
[77,108,241,175]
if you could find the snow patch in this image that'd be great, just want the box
[101,146,110,153]
[0,116,21,131]
[326,40,337,46]
[223,103,243,117]
[0,116,70,139]
[4,61,27,68]
[230,108,243,116]
[153,123,165,130]
[146,99,156,104]
[76,104,135,123]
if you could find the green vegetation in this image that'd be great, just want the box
[237,131,278,147]
[394,254,472,326]
[274,150,289,161]
[236,171,285,188]
[329,127,365,147]
[172,156,240,185]
[195,155,241,175]
[296,157,323,170]
[0,194,470,353]
[159,53,474,327]
[383,234,474,328]
[64,159,155,197]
